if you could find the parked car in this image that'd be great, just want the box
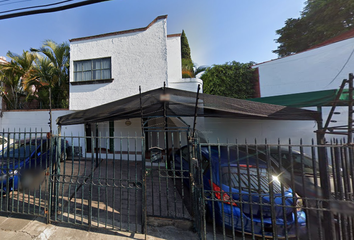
[0,135,13,150]
[171,145,306,238]
[0,138,69,194]
[239,146,335,201]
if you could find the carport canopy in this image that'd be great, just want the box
[249,89,350,108]
[57,87,321,126]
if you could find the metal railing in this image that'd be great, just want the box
[193,141,354,240]
[0,129,353,240]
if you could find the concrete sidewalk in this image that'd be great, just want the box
[0,214,199,240]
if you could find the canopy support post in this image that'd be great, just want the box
[192,84,200,139]
[317,117,335,240]
[163,82,169,164]
[139,86,144,137]
[348,73,353,143]
[96,122,99,167]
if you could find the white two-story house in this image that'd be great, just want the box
[69,15,201,111]
[66,15,203,153]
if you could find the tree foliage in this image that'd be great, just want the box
[0,40,69,110]
[274,0,354,57]
[181,30,195,78]
[181,30,191,60]
[31,40,70,108]
[201,61,257,99]
[0,51,36,110]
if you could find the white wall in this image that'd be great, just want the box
[168,78,203,93]
[254,38,354,142]
[167,36,182,83]
[0,110,84,146]
[256,37,354,97]
[193,117,319,145]
[70,18,168,110]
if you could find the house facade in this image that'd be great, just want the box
[252,30,354,141]
[253,30,354,97]
[0,16,203,138]
[69,15,201,111]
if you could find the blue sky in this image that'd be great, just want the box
[0,0,305,66]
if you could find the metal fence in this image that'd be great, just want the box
[144,127,193,221]
[191,141,354,240]
[0,129,354,240]
[0,130,50,218]
[50,134,145,233]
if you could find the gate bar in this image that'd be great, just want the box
[192,84,200,139]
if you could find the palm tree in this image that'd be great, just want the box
[182,63,207,78]
[23,57,55,108]
[31,40,70,108]
[0,51,36,110]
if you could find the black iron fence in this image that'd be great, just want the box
[0,130,50,218]
[0,129,353,240]
[191,141,354,240]
[50,134,145,233]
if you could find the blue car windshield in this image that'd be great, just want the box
[222,166,282,194]
[0,143,36,159]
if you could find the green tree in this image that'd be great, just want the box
[181,30,194,78]
[23,57,55,109]
[181,30,191,60]
[0,51,36,109]
[201,61,257,99]
[30,40,70,108]
[274,0,354,57]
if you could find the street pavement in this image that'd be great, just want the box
[0,213,199,240]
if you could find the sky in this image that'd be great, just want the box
[0,0,306,67]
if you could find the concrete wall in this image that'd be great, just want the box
[182,117,319,146]
[0,109,84,146]
[255,37,354,97]
[69,18,168,110]
[168,78,203,93]
[167,36,182,84]
[254,38,354,142]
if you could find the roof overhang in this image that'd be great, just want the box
[57,87,321,126]
[248,89,349,108]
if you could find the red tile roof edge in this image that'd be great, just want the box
[167,33,181,38]
[307,28,354,51]
[253,28,354,67]
[69,15,168,42]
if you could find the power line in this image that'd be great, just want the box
[325,44,354,87]
[0,0,74,15]
[0,0,32,7]
[0,0,110,20]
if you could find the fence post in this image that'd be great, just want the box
[317,131,335,240]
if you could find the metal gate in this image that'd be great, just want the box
[49,134,145,233]
[0,130,50,218]
[144,126,195,222]
[0,128,196,235]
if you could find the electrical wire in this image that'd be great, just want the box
[325,44,354,87]
[0,0,31,7]
[0,0,110,20]
[0,0,74,15]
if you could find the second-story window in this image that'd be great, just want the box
[73,57,111,82]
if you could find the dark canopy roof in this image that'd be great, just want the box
[57,87,321,126]
[249,89,350,108]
